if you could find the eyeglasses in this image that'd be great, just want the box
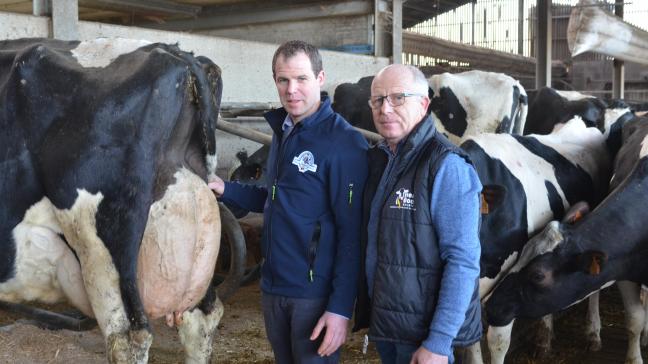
[368,92,426,109]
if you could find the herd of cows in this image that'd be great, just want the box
[234,70,648,363]
[1,38,648,364]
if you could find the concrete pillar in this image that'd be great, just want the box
[52,0,79,40]
[535,0,552,89]
[613,0,625,99]
[392,0,403,64]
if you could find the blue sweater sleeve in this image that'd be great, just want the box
[325,132,368,317]
[220,181,268,214]
[422,153,482,356]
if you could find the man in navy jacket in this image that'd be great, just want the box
[209,40,368,363]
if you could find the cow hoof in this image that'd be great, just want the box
[106,330,152,364]
[130,328,153,363]
[106,333,132,364]
[587,335,602,352]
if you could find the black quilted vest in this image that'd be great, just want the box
[353,115,482,347]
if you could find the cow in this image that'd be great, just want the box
[0,38,244,363]
[330,76,376,132]
[523,87,609,135]
[428,70,529,144]
[484,116,648,364]
[458,112,636,364]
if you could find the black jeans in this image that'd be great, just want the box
[261,293,341,364]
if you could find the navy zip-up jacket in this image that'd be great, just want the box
[220,97,368,317]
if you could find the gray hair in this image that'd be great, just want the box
[405,65,429,95]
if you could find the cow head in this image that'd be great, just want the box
[484,202,612,327]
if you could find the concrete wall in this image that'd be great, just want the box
[199,15,372,50]
[0,11,389,176]
[0,11,387,104]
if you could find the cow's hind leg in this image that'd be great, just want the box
[178,297,224,364]
[54,190,152,364]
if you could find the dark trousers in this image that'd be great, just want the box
[262,293,341,364]
[374,341,455,364]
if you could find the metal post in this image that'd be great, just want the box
[392,0,403,64]
[472,0,476,45]
[52,0,79,40]
[613,0,625,99]
[374,0,384,57]
[33,0,50,16]
[535,0,552,89]
[518,0,524,55]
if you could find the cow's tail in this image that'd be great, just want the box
[170,47,222,177]
[514,84,529,135]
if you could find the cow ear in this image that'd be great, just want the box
[480,185,506,214]
[562,201,590,224]
[573,250,607,275]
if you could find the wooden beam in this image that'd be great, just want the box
[144,1,371,31]
[568,0,648,66]
[403,31,537,75]
[79,0,200,17]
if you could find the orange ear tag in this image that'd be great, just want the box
[480,193,489,214]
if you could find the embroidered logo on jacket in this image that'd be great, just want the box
[292,151,318,173]
[390,188,415,210]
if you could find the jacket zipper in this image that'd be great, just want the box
[308,221,321,282]
[266,125,296,288]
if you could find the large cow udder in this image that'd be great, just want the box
[137,168,221,320]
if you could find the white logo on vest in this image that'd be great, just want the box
[390,188,415,211]
[292,151,318,173]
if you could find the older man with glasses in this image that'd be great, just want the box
[353,64,483,364]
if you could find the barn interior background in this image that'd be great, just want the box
[1,0,646,175]
[1,1,648,363]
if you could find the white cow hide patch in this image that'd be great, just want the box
[72,38,152,68]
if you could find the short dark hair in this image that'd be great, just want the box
[272,40,323,79]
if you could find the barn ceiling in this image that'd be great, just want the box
[0,0,472,30]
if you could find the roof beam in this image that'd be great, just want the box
[144,1,372,31]
[79,0,201,17]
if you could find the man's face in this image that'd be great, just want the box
[370,68,429,149]
[273,52,325,123]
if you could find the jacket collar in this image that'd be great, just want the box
[265,96,334,137]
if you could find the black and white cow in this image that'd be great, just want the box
[524,87,608,135]
[0,38,244,363]
[484,116,648,364]
[459,113,633,364]
[429,70,528,144]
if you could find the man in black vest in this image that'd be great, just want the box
[354,64,482,364]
